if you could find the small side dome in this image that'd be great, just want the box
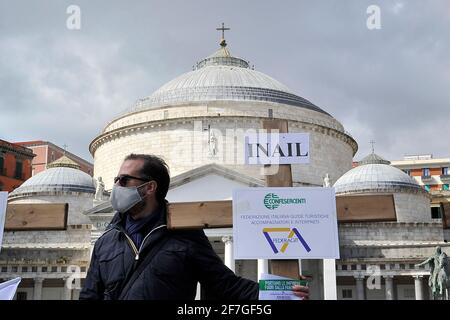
[9,156,95,199]
[333,152,431,222]
[333,153,425,195]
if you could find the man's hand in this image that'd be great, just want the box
[292,275,310,300]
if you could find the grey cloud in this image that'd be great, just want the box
[0,0,449,162]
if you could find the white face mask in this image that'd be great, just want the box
[110,182,149,213]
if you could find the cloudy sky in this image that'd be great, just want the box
[0,0,449,163]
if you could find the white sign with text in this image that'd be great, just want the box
[0,277,21,300]
[244,133,309,165]
[233,187,339,259]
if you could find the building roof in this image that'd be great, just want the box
[46,155,81,170]
[169,163,265,189]
[125,43,330,116]
[9,156,95,198]
[358,153,391,166]
[13,140,47,146]
[14,140,93,168]
[0,139,35,158]
[391,156,450,168]
[334,153,425,195]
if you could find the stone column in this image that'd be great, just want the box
[63,277,72,300]
[354,275,365,300]
[323,259,337,300]
[72,288,81,300]
[384,275,395,300]
[33,278,44,300]
[221,236,235,273]
[257,259,269,281]
[414,275,424,300]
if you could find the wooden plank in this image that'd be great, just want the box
[336,195,396,222]
[167,196,397,229]
[5,203,68,231]
[262,119,300,280]
[262,119,293,188]
[262,118,289,133]
[167,200,232,230]
[270,259,301,279]
[265,164,293,189]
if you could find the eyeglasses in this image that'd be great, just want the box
[113,174,151,186]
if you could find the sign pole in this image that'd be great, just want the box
[262,119,300,280]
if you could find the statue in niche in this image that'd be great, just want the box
[94,176,105,201]
[323,173,331,187]
[208,131,218,157]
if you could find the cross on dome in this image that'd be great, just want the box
[216,22,230,47]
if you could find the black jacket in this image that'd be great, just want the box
[79,205,259,300]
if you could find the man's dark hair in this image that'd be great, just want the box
[124,154,170,203]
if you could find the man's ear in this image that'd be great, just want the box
[146,181,157,196]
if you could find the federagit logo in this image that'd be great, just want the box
[263,193,306,210]
[263,228,311,254]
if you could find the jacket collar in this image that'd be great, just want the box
[107,200,168,233]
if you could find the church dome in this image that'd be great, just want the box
[333,153,425,195]
[9,156,95,199]
[91,36,357,192]
[127,44,329,116]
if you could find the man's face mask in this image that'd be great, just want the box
[110,181,150,213]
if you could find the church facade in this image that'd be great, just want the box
[87,39,358,299]
[2,36,448,300]
[86,39,449,300]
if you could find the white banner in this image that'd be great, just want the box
[0,277,21,300]
[0,192,7,253]
[233,187,339,259]
[244,133,309,165]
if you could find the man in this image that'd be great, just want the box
[80,154,309,300]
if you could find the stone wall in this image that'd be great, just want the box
[339,245,449,260]
[93,111,354,190]
[338,222,446,259]
[444,229,450,242]
[394,193,432,222]
[1,226,91,249]
[339,222,444,245]
[102,101,346,134]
